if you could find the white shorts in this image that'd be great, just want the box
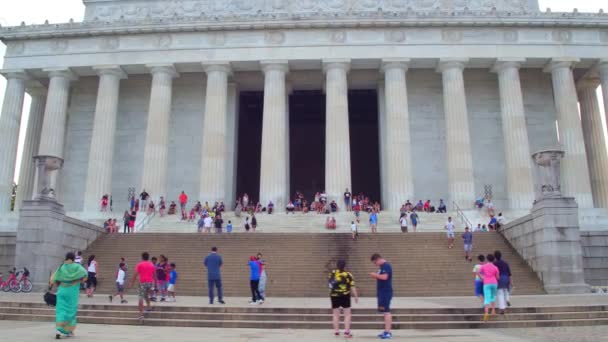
[447,231,455,238]
[167,284,175,292]
[464,244,472,252]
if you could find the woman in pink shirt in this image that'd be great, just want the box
[478,254,500,321]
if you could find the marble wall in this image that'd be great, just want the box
[59,68,558,212]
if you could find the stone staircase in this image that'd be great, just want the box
[0,301,606,329]
[83,232,544,297]
[143,211,457,233]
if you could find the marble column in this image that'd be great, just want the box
[323,59,351,202]
[381,59,414,210]
[259,61,289,209]
[83,66,126,212]
[14,87,47,211]
[437,59,475,207]
[0,70,28,213]
[377,82,388,208]
[199,63,231,203]
[600,60,608,138]
[544,59,593,208]
[36,68,76,196]
[492,60,535,209]
[578,78,608,208]
[141,64,178,200]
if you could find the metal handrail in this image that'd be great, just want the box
[452,201,472,229]
[134,211,156,232]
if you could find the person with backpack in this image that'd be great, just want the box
[329,260,358,338]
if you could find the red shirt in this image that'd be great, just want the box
[136,261,156,283]
[179,193,188,204]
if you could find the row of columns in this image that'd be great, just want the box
[1,59,608,213]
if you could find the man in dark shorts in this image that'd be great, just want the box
[329,260,358,338]
[369,253,393,339]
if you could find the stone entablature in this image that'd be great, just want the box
[81,0,541,23]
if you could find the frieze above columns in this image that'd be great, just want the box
[83,0,540,22]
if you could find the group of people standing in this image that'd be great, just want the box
[202,247,268,305]
[473,250,513,321]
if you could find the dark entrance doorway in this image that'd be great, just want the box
[349,89,381,203]
[289,90,326,200]
[235,91,263,203]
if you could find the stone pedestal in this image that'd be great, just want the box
[15,200,104,290]
[530,197,590,294]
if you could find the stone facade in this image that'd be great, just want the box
[580,231,608,287]
[0,1,607,213]
[0,232,16,272]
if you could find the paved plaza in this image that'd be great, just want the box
[1,320,606,342]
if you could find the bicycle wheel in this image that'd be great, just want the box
[1,283,10,292]
[20,279,33,293]
[9,280,21,293]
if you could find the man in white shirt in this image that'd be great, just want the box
[350,221,358,241]
[203,215,213,233]
[445,217,455,249]
[399,214,408,233]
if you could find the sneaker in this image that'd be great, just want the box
[249,301,258,305]
[334,331,340,337]
[344,331,353,339]
[121,300,128,304]
[218,300,226,305]
[160,298,166,302]
[108,295,113,303]
[507,301,512,307]
[257,299,264,305]
[150,297,158,302]
[378,332,392,339]
[483,313,490,322]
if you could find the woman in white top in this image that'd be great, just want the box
[86,255,98,297]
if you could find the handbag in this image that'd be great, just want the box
[44,286,57,306]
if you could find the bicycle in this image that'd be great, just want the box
[0,268,17,292]
[15,267,32,293]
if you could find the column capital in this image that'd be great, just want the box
[43,68,78,81]
[322,59,351,74]
[436,58,469,73]
[577,78,600,92]
[260,60,289,74]
[543,58,580,73]
[146,64,179,78]
[491,58,526,73]
[0,69,29,81]
[93,65,127,79]
[203,62,232,75]
[381,58,410,73]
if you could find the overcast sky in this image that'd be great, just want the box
[0,0,606,183]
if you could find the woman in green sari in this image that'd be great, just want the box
[50,252,88,339]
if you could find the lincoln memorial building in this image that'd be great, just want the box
[1,0,608,216]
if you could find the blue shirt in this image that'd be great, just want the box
[370,213,378,224]
[377,262,393,296]
[204,253,223,280]
[248,260,260,281]
[463,231,473,244]
[169,270,178,285]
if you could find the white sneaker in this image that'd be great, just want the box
[249,301,257,305]
[257,300,264,305]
